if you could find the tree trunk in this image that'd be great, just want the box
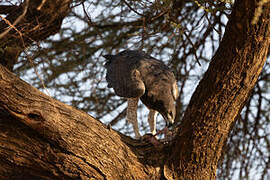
[0,0,269,179]
[164,0,270,179]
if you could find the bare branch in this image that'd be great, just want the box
[0,0,29,39]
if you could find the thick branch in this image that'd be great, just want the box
[0,65,165,179]
[165,0,270,179]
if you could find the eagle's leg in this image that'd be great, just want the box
[148,109,157,135]
[127,98,141,138]
[142,110,162,147]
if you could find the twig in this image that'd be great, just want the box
[81,1,103,38]
[108,108,127,126]
[122,0,144,17]
[182,30,201,66]
[0,0,29,39]
[0,0,50,96]
[23,48,51,96]
[82,2,92,24]
[37,0,47,10]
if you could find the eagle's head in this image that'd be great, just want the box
[141,80,179,127]
[155,77,179,128]
[158,87,177,127]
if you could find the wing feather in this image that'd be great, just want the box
[104,55,145,98]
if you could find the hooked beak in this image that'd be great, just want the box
[161,113,174,128]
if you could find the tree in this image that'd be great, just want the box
[0,0,269,179]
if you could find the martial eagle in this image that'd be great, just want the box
[104,50,178,138]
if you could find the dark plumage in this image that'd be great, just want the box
[104,50,178,138]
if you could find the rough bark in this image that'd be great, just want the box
[164,0,270,179]
[0,0,269,179]
[0,65,166,179]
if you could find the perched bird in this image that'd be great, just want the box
[104,50,178,138]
